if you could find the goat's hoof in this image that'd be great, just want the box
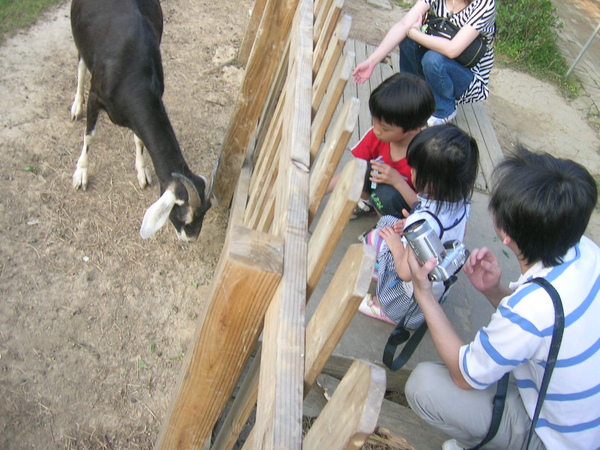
[72,169,88,190]
[137,169,152,189]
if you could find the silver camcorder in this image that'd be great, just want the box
[403,219,470,282]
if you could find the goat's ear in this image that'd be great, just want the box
[140,187,177,239]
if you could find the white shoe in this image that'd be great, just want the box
[427,109,458,127]
[442,439,464,450]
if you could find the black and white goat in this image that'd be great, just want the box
[70,0,212,242]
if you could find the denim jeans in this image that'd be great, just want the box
[400,38,474,119]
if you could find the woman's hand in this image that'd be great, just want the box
[409,13,423,31]
[353,60,376,84]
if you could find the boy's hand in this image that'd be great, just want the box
[370,159,400,186]
[463,247,502,295]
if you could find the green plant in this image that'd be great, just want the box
[0,0,65,45]
[495,0,578,97]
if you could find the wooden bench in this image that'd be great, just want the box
[341,39,504,193]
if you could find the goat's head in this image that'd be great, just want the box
[139,172,213,242]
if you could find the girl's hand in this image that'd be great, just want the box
[463,247,502,295]
[392,209,411,234]
[378,226,403,253]
[353,61,375,84]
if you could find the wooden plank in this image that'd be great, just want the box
[322,354,411,397]
[237,0,268,65]
[228,152,252,233]
[214,0,300,205]
[303,360,386,450]
[155,226,284,449]
[455,105,487,192]
[353,40,373,142]
[315,373,449,449]
[307,158,365,299]
[312,14,352,115]
[313,0,344,73]
[311,52,354,159]
[253,1,313,447]
[304,244,376,391]
[313,0,334,43]
[214,158,366,450]
[309,97,360,220]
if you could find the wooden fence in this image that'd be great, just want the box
[155,0,388,448]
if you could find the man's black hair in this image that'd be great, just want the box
[490,146,597,267]
[407,124,479,213]
[368,73,435,131]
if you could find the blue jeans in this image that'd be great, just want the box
[400,38,474,119]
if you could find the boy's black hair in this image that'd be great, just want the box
[407,124,479,213]
[490,146,597,267]
[369,73,435,131]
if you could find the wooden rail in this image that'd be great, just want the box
[157,1,505,448]
[157,0,386,448]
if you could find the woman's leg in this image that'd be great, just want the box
[399,38,427,77]
[405,362,544,450]
[421,51,474,119]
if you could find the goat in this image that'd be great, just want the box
[69,0,212,242]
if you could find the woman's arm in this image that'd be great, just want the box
[353,0,430,83]
[407,22,481,59]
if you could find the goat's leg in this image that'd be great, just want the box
[73,92,100,190]
[134,134,152,188]
[70,57,87,120]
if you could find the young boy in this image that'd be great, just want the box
[328,72,436,219]
[405,147,600,449]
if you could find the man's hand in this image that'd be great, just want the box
[463,247,510,308]
[407,247,437,302]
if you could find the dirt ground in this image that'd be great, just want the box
[1,0,599,449]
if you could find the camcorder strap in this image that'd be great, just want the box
[382,274,457,371]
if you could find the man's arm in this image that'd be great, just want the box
[407,250,472,388]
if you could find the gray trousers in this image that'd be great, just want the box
[405,362,545,449]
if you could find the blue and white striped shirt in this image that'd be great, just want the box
[460,236,600,448]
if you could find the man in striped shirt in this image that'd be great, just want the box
[404,147,600,449]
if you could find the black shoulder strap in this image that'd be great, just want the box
[382,274,457,371]
[525,278,564,447]
[468,277,564,450]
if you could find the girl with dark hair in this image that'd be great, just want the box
[359,124,479,326]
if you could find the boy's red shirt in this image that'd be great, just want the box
[350,127,414,189]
